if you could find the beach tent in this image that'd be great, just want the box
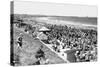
[37,32,48,40]
[39,26,50,32]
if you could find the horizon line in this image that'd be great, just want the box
[12,13,97,18]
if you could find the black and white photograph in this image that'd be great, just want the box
[10,1,98,66]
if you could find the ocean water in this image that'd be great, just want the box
[51,16,97,26]
[36,16,97,28]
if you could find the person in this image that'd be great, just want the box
[35,46,45,60]
[17,33,23,47]
[34,60,40,65]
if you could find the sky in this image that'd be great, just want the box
[14,1,97,17]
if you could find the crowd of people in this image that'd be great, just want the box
[44,24,97,62]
